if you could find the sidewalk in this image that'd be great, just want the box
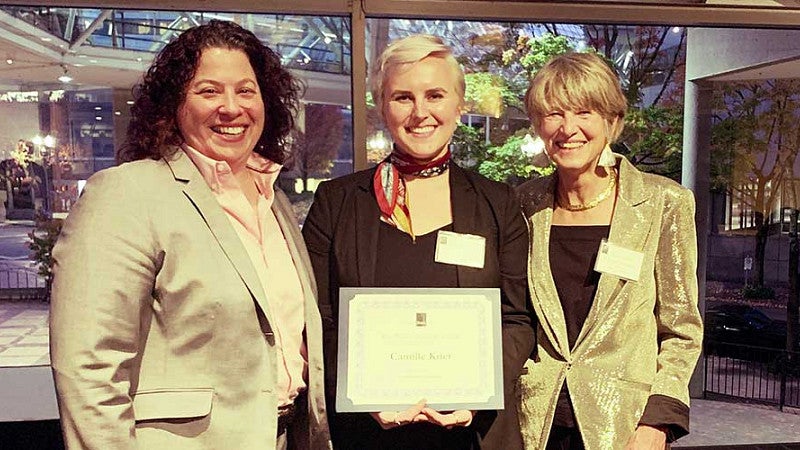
[674,398,800,448]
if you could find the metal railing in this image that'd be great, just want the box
[0,265,47,302]
[704,340,800,410]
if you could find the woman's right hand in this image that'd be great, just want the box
[369,399,428,430]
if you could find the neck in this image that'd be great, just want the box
[557,166,610,203]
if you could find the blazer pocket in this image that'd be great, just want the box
[133,388,214,421]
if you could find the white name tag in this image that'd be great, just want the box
[435,230,486,269]
[594,238,644,281]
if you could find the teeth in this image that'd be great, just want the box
[559,142,584,149]
[213,126,245,135]
[409,126,435,134]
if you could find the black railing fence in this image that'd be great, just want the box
[705,340,800,410]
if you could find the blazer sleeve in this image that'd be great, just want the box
[50,168,159,450]
[496,183,536,386]
[650,186,703,408]
[301,180,341,404]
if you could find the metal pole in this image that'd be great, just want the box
[787,208,799,353]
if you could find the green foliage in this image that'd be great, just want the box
[477,131,554,185]
[509,33,575,78]
[621,105,684,181]
[464,73,520,116]
[498,33,577,106]
[28,212,62,294]
[451,124,488,171]
[741,284,775,300]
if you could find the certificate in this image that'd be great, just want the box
[336,287,503,412]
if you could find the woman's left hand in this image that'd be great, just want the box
[624,425,667,450]
[420,409,475,429]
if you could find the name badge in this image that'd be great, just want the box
[435,230,486,269]
[594,238,644,281]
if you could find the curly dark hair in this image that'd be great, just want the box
[118,19,302,164]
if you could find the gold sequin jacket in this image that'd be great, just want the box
[515,155,703,449]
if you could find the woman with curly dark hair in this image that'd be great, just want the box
[119,19,300,164]
[50,20,331,450]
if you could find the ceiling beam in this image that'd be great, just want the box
[0,0,351,15]
[68,9,112,52]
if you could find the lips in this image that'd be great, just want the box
[211,125,246,136]
[557,141,586,150]
[406,125,436,136]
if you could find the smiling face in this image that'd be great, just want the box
[381,56,462,162]
[177,47,264,169]
[537,108,612,174]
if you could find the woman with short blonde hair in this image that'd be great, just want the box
[304,34,534,450]
[370,34,466,109]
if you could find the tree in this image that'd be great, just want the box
[711,79,800,287]
[291,104,344,192]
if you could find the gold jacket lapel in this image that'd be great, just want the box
[575,156,655,348]
[523,176,571,358]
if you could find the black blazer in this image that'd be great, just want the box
[302,164,534,450]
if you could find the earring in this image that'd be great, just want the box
[598,143,616,167]
[522,134,552,168]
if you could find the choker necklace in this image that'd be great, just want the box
[558,170,617,212]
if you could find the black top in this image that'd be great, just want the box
[548,225,689,441]
[337,222,478,450]
[376,222,458,287]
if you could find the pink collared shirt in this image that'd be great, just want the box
[182,145,307,407]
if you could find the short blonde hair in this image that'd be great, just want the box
[525,52,627,142]
[370,34,465,112]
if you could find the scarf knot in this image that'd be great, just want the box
[372,147,451,238]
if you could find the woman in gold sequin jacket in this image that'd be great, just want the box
[515,52,703,450]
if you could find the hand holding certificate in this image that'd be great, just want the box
[336,288,504,413]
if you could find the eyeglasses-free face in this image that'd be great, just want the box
[177,47,265,170]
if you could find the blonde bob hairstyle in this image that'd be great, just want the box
[370,34,466,116]
[525,52,627,142]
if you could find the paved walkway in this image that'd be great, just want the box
[674,398,800,448]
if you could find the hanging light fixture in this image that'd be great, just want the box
[57,64,72,83]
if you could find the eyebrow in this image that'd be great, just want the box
[389,87,449,96]
[192,77,257,85]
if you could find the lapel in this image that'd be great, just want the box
[272,191,325,363]
[165,151,276,334]
[354,169,381,286]
[573,156,655,350]
[524,175,571,357]
[449,165,479,287]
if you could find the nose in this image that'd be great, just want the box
[560,112,578,134]
[411,99,429,119]
[218,92,243,116]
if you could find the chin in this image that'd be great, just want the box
[403,146,448,161]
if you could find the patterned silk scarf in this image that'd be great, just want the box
[373,146,451,239]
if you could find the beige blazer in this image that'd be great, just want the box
[515,156,703,450]
[50,151,331,450]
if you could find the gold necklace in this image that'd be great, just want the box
[558,170,617,212]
